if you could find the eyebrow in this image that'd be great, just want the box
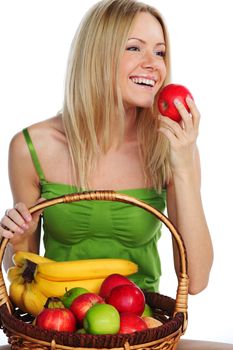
[128,37,166,47]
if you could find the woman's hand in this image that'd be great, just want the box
[158,96,200,174]
[0,199,44,242]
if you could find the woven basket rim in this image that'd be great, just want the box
[0,292,184,349]
[0,190,189,349]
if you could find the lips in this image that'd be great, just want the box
[129,76,156,88]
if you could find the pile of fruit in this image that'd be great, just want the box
[7,251,163,334]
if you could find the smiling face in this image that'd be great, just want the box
[119,11,167,110]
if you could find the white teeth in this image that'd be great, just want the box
[130,77,155,87]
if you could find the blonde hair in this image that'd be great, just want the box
[62,0,171,191]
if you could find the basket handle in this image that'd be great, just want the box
[0,190,188,330]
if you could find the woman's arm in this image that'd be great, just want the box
[1,131,43,271]
[159,97,214,295]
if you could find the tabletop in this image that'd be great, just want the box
[1,340,233,350]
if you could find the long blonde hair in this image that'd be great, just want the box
[62,0,171,191]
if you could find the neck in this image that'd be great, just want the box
[109,107,138,149]
[123,107,138,142]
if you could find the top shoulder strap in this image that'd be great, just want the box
[22,128,46,184]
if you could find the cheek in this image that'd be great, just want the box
[119,53,138,78]
[160,62,167,82]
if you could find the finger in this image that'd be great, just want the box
[158,126,178,144]
[186,96,200,130]
[14,202,32,223]
[0,225,14,239]
[159,115,184,139]
[1,215,25,234]
[174,99,193,132]
[5,206,30,229]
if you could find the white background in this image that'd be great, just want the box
[0,0,233,346]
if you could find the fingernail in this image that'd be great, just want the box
[186,95,193,103]
[21,223,29,230]
[174,98,181,106]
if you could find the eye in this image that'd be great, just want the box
[155,50,166,58]
[126,46,140,52]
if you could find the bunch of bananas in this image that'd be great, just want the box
[8,251,138,317]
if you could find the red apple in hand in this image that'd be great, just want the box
[70,293,104,325]
[107,284,145,316]
[158,84,194,122]
[99,273,134,300]
[118,313,148,334]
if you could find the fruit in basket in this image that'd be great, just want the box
[118,313,148,334]
[9,276,27,312]
[61,287,89,308]
[157,84,194,122]
[7,265,24,283]
[13,250,54,267]
[70,292,105,325]
[35,273,104,297]
[99,273,134,299]
[8,252,140,318]
[9,272,47,316]
[83,303,120,335]
[107,284,145,315]
[76,328,86,334]
[142,316,163,328]
[36,258,138,281]
[21,281,47,317]
[142,303,153,317]
[36,298,76,332]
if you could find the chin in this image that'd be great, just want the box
[123,96,155,110]
[136,100,154,109]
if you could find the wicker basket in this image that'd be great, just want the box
[0,190,189,350]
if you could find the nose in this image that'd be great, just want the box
[141,51,157,70]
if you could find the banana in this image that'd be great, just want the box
[37,258,138,281]
[13,251,54,267]
[9,276,27,312]
[7,265,24,283]
[22,281,47,317]
[35,273,105,297]
[9,275,48,316]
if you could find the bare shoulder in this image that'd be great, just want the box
[9,115,66,183]
[9,115,65,157]
[27,114,65,141]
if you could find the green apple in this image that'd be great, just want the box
[76,328,86,334]
[142,303,153,317]
[61,287,89,308]
[83,303,120,335]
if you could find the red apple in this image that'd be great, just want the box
[158,83,194,122]
[99,273,134,300]
[118,313,148,334]
[70,292,104,325]
[36,298,76,332]
[107,284,145,316]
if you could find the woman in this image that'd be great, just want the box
[0,0,212,302]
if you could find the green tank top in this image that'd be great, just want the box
[23,128,167,292]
